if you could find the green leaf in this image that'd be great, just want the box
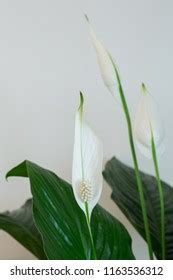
[103,157,173,260]
[0,199,46,259]
[6,160,135,260]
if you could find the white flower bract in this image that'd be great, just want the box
[134,85,165,158]
[72,93,103,216]
[86,16,118,98]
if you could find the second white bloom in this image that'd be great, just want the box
[134,84,165,158]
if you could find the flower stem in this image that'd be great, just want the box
[85,202,97,260]
[109,54,154,260]
[151,133,165,260]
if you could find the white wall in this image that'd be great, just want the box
[0,0,172,259]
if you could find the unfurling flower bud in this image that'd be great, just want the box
[85,15,118,98]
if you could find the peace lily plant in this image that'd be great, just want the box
[0,17,173,261]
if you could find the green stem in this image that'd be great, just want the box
[85,202,97,260]
[109,54,154,260]
[151,133,165,260]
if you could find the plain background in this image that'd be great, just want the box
[0,0,172,259]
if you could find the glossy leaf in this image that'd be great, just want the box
[103,157,173,260]
[7,160,135,260]
[0,199,46,259]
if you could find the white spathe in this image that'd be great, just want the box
[72,93,103,216]
[86,16,118,98]
[134,86,165,158]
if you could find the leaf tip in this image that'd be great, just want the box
[5,174,9,182]
[5,169,12,181]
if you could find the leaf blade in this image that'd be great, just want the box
[103,157,173,260]
[7,160,135,260]
[0,199,46,259]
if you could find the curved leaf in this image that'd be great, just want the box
[0,199,46,259]
[6,160,135,260]
[103,157,173,260]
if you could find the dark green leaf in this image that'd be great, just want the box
[0,199,46,259]
[6,160,135,260]
[103,157,173,260]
